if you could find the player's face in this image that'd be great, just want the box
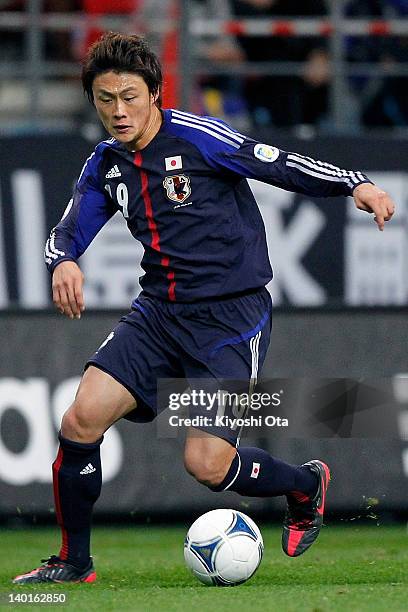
[92,71,161,151]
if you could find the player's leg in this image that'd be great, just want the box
[61,364,136,442]
[184,431,330,558]
[183,289,317,496]
[13,366,136,584]
[181,288,330,557]
[56,365,136,561]
[184,430,237,487]
[13,300,185,584]
[184,430,319,498]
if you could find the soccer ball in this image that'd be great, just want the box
[184,509,264,586]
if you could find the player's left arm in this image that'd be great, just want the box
[212,137,396,231]
[352,182,395,231]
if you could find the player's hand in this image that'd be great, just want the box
[353,183,395,231]
[52,261,85,319]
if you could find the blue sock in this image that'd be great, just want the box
[210,447,318,497]
[52,433,103,569]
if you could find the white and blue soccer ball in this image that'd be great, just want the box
[184,509,264,586]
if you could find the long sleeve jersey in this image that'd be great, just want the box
[44,108,372,303]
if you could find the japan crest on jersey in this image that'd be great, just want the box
[163,174,191,203]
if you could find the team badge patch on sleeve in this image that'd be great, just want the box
[254,144,279,163]
[163,175,191,204]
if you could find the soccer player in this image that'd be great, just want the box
[13,33,395,584]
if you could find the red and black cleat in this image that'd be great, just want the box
[282,460,331,558]
[12,556,96,584]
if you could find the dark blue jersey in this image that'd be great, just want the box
[44,108,372,303]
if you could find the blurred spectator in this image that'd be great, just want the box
[45,1,81,62]
[231,0,330,128]
[0,0,81,62]
[190,0,247,125]
[1,1,24,60]
[384,0,408,16]
[346,0,408,128]
[301,47,331,126]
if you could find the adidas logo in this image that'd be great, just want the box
[80,463,96,475]
[105,165,121,178]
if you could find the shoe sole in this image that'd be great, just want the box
[13,570,97,585]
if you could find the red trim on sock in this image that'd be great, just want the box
[59,528,69,561]
[52,447,68,561]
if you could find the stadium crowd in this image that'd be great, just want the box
[1,0,407,131]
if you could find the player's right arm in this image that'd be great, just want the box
[44,149,115,319]
[51,260,84,319]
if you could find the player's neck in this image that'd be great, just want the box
[127,106,162,152]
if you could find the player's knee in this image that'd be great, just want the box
[184,452,229,488]
[61,400,102,443]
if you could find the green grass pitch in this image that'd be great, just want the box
[1,525,407,611]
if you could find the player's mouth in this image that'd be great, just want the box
[113,125,132,134]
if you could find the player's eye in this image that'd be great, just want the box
[124,96,136,102]
[99,97,112,103]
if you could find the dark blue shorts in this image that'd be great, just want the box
[86,288,272,446]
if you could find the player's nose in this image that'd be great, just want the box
[113,100,126,118]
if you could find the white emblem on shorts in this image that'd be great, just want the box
[80,463,96,475]
[97,331,114,351]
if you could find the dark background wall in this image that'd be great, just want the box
[0,310,407,518]
[0,134,407,308]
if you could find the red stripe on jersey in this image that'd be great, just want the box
[134,151,176,301]
[167,270,176,302]
[161,256,176,300]
[134,151,160,251]
[52,447,69,561]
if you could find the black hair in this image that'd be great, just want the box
[82,32,163,107]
